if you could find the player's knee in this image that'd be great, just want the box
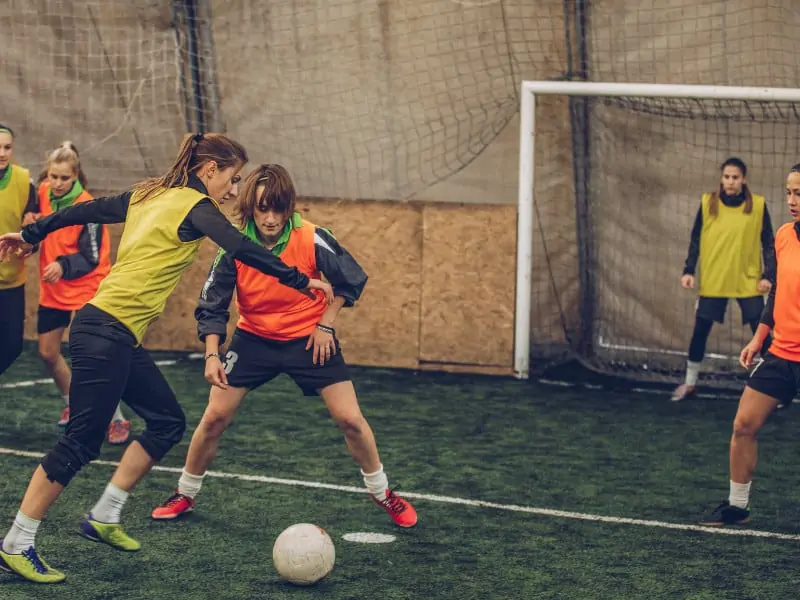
[335,414,366,438]
[199,410,233,439]
[141,410,186,460]
[38,341,60,365]
[732,416,760,438]
[41,435,101,486]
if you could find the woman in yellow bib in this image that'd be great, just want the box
[672,157,776,401]
[0,133,333,584]
[0,124,41,377]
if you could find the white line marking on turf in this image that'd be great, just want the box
[0,447,798,542]
[0,360,180,389]
[342,532,396,543]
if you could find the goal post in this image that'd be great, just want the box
[515,80,800,382]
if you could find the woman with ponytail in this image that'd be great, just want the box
[0,124,41,377]
[0,133,333,583]
[35,142,130,442]
[673,157,776,402]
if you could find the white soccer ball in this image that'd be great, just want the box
[272,523,336,586]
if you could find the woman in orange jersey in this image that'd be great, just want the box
[34,142,131,443]
[151,164,417,529]
[0,124,41,377]
[0,135,332,584]
[697,163,800,528]
[672,157,775,402]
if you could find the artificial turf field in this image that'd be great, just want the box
[1,344,799,599]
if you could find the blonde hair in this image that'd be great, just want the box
[39,141,88,188]
[132,133,248,204]
[233,164,296,227]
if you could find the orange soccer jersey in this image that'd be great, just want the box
[37,182,111,311]
[765,223,800,362]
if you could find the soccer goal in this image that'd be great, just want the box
[515,81,800,384]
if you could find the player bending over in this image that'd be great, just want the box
[34,142,130,442]
[0,124,40,377]
[672,157,775,402]
[151,164,417,528]
[0,134,333,584]
[697,163,800,526]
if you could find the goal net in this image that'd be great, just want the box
[520,82,800,388]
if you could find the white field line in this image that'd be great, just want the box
[0,446,798,542]
[0,357,202,389]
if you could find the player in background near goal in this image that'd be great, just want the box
[698,163,800,526]
[151,164,418,528]
[0,124,40,377]
[34,142,131,443]
[0,134,333,584]
[672,157,775,402]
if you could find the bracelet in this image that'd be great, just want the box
[205,352,220,360]
[316,324,335,335]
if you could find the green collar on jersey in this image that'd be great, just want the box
[50,180,84,212]
[0,165,12,191]
[243,211,303,256]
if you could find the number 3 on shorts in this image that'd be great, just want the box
[224,350,239,375]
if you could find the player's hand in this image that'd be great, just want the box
[681,274,695,289]
[205,355,228,390]
[42,261,63,283]
[22,212,41,226]
[757,278,772,294]
[300,278,334,304]
[0,232,33,262]
[739,338,763,370]
[306,326,337,365]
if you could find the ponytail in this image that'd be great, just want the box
[40,140,89,189]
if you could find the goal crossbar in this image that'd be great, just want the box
[514,81,800,380]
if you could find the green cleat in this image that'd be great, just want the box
[79,515,141,552]
[0,540,66,583]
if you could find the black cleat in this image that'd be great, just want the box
[698,500,751,527]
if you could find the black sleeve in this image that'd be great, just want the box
[185,200,310,290]
[196,249,237,344]
[23,181,38,214]
[314,227,367,307]
[760,205,776,283]
[682,206,702,276]
[56,223,103,280]
[21,191,131,245]
[760,271,776,329]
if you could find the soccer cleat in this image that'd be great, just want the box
[372,489,417,528]
[78,516,141,551]
[697,500,751,527]
[0,540,66,583]
[151,492,195,520]
[107,419,131,445]
[671,384,696,402]
[57,407,70,427]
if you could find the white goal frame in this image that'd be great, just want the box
[514,80,800,380]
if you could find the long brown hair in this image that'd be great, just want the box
[708,157,752,217]
[38,141,89,189]
[233,163,296,227]
[132,133,248,204]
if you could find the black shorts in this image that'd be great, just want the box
[696,296,764,325]
[746,351,800,405]
[223,328,351,395]
[37,306,73,335]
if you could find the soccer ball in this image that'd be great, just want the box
[272,523,336,586]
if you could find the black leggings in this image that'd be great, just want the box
[40,308,186,486]
[688,314,771,363]
[0,284,25,377]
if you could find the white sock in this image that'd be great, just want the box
[112,404,125,422]
[177,469,206,499]
[361,464,389,498]
[90,483,130,524]
[2,511,41,554]
[62,395,69,407]
[685,360,702,387]
[729,480,751,509]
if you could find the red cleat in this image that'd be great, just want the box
[151,492,195,520]
[372,489,417,528]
